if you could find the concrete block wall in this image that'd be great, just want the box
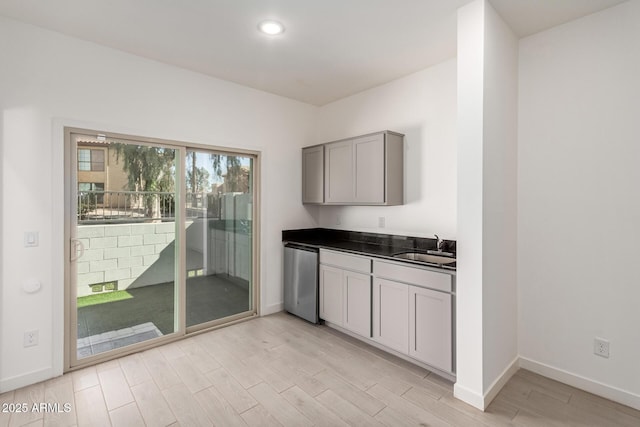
[76,223,176,296]
[76,216,250,297]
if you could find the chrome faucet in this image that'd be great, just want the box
[428,234,453,256]
[434,234,444,252]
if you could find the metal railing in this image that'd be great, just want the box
[78,190,223,224]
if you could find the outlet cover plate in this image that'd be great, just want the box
[594,337,610,358]
[24,330,39,347]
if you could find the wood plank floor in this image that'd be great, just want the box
[1,312,638,426]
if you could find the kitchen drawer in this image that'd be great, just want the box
[320,249,371,273]
[373,260,451,293]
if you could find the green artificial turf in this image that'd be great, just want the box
[77,290,133,308]
[76,276,250,337]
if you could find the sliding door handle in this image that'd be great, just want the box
[70,238,85,262]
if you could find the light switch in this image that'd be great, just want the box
[24,231,39,247]
[23,279,42,293]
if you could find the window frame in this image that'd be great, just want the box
[64,126,261,372]
[77,148,105,172]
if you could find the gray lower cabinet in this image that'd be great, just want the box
[343,270,371,337]
[319,264,343,325]
[319,250,372,338]
[303,130,404,206]
[373,260,454,374]
[372,278,409,353]
[319,250,455,375]
[409,285,452,372]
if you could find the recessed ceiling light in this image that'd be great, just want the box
[258,20,285,36]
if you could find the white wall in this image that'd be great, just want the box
[315,59,457,239]
[0,16,318,391]
[455,0,518,409]
[518,0,640,408]
[0,75,4,390]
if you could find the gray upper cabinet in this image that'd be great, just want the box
[353,134,385,203]
[325,139,354,203]
[305,130,403,206]
[302,145,324,204]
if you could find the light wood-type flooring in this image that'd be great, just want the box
[1,312,639,426]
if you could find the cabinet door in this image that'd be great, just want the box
[409,286,452,372]
[319,265,343,325]
[343,271,371,337]
[325,139,354,203]
[354,134,385,203]
[302,146,324,204]
[372,278,408,353]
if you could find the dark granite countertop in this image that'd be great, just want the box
[282,228,456,272]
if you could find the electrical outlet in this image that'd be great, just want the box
[24,231,39,247]
[336,215,342,226]
[594,337,609,358]
[378,217,385,228]
[24,330,39,347]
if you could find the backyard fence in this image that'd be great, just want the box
[76,191,253,296]
[78,190,225,224]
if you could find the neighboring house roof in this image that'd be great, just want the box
[77,138,113,147]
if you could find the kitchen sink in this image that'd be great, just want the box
[393,252,456,265]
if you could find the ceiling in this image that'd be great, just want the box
[0,0,628,105]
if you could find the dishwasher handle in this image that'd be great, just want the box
[284,243,319,253]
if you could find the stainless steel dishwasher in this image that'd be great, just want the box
[283,243,319,323]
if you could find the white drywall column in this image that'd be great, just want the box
[455,0,485,408]
[455,0,518,409]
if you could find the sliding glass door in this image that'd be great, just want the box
[185,150,254,329]
[66,129,257,368]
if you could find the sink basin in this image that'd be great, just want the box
[393,252,456,265]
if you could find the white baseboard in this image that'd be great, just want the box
[324,321,456,382]
[483,356,520,408]
[456,356,640,411]
[261,302,283,316]
[0,367,54,393]
[453,356,519,411]
[454,383,485,410]
[519,357,640,411]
